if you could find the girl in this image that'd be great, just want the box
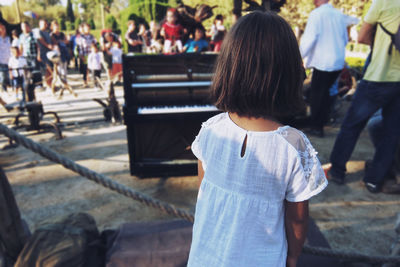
[87,44,103,90]
[188,11,327,267]
[8,46,27,102]
[161,8,184,53]
[208,14,226,52]
[110,41,123,84]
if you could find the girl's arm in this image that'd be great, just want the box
[285,200,308,267]
[197,160,204,188]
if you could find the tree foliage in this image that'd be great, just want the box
[280,0,370,33]
[66,0,75,23]
[88,17,96,29]
[74,17,82,30]
[124,0,172,23]
[106,14,118,31]
[58,17,67,30]
[0,0,372,35]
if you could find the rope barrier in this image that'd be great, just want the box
[1,123,400,264]
[0,123,194,223]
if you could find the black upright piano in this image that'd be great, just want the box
[122,53,220,178]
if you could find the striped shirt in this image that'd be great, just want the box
[76,34,97,57]
[19,32,37,68]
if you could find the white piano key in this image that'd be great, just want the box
[131,81,212,88]
[138,105,218,114]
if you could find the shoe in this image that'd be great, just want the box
[365,182,380,193]
[327,170,345,185]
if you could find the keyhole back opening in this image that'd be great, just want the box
[240,134,248,158]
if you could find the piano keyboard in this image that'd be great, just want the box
[138,105,218,114]
[132,81,212,88]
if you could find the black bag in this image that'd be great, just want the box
[0,166,30,267]
[378,22,400,55]
[14,213,105,267]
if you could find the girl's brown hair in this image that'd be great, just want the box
[211,11,305,119]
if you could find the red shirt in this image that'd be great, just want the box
[162,22,183,41]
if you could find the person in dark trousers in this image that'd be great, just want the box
[328,0,400,193]
[299,0,358,137]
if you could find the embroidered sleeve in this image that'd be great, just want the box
[284,129,328,202]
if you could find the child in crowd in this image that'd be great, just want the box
[149,21,163,54]
[183,25,208,53]
[138,24,151,53]
[11,30,20,48]
[161,8,184,53]
[110,41,123,84]
[187,11,327,267]
[76,23,97,87]
[208,14,226,52]
[8,46,27,101]
[87,44,103,90]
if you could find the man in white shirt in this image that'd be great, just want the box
[300,0,359,137]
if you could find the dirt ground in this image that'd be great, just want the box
[0,73,399,260]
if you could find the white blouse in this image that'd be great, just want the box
[188,113,327,267]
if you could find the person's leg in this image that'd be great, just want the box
[59,61,68,82]
[75,55,79,71]
[95,70,101,88]
[309,69,341,133]
[329,80,383,181]
[163,40,171,54]
[366,110,383,149]
[365,83,400,187]
[45,63,52,88]
[19,77,26,105]
[39,61,48,89]
[41,55,52,88]
[12,78,19,99]
[90,69,95,87]
[83,64,88,85]
[0,65,9,92]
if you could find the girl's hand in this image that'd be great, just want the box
[286,255,298,267]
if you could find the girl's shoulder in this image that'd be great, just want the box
[277,127,316,156]
[200,112,227,128]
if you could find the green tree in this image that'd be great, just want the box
[66,0,75,23]
[124,0,172,23]
[36,0,61,8]
[280,0,370,34]
[88,17,96,29]
[58,17,67,30]
[106,14,118,31]
[66,21,74,31]
[74,17,82,30]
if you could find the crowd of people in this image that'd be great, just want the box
[0,8,226,99]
